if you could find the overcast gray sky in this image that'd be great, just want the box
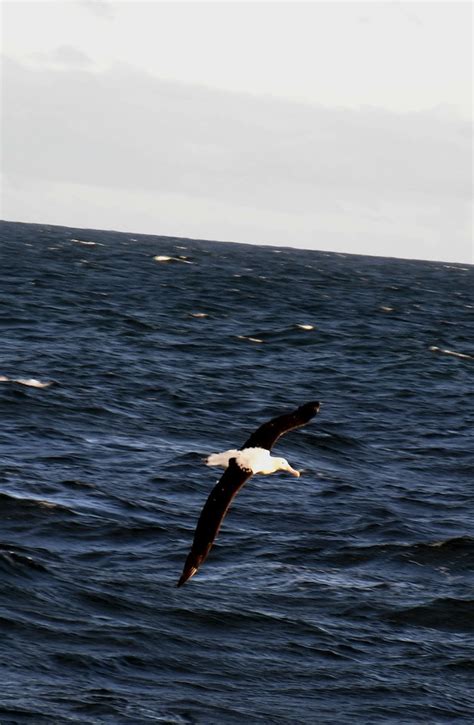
[2,1,473,262]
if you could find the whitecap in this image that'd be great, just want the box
[153,255,193,264]
[17,378,53,388]
[0,375,53,388]
[443,265,470,272]
[429,346,473,360]
[237,335,264,344]
[296,324,314,330]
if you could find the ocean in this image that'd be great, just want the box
[1,219,473,724]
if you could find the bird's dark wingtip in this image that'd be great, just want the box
[299,401,321,417]
[177,566,197,588]
[177,552,202,588]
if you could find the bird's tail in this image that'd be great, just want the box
[177,550,203,587]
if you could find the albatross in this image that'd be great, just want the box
[177,401,320,587]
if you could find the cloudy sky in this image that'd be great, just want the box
[2,1,472,262]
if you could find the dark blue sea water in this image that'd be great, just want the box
[1,219,473,724]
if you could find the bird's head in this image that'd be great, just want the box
[276,457,301,477]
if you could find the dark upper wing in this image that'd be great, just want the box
[177,458,253,587]
[240,401,320,451]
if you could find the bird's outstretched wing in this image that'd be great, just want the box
[177,401,320,587]
[240,401,320,451]
[177,458,253,587]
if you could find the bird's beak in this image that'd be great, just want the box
[288,466,301,477]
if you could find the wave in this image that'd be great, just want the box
[0,548,49,574]
[386,597,474,631]
[327,536,474,572]
[0,491,75,515]
[0,706,53,723]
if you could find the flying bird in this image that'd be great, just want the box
[177,401,320,587]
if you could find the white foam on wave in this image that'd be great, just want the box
[443,265,470,272]
[296,324,314,330]
[429,346,473,360]
[236,335,264,344]
[153,255,193,264]
[0,375,53,388]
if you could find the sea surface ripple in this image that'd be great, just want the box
[1,220,473,723]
